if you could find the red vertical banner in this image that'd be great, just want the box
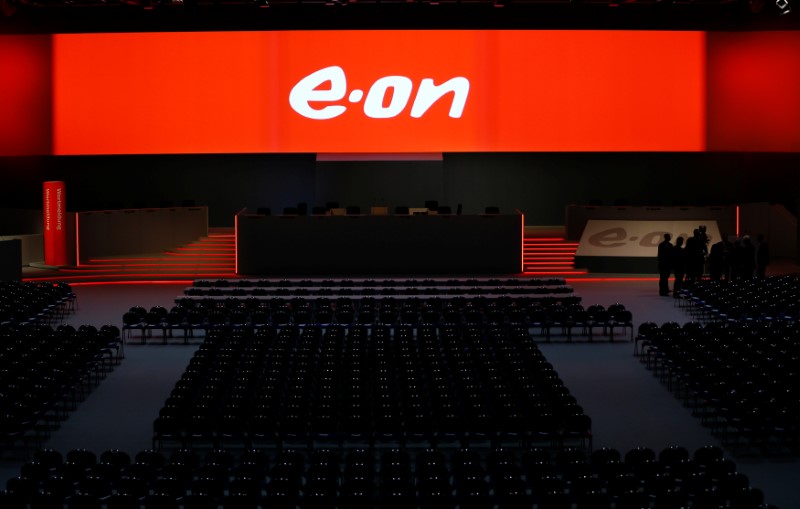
[43,181,68,266]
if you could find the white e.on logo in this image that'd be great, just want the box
[289,66,470,120]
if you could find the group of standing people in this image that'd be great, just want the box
[657,228,770,297]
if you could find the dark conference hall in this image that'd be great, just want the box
[2,2,800,509]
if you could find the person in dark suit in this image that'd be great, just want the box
[672,236,686,297]
[719,233,734,280]
[742,235,756,278]
[756,234,770,278]
[708,239,725,281]
[684,229,706,282]
[657,233,673,296]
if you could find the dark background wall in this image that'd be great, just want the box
[1,152,798,228]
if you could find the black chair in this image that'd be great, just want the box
[99,450,131,469]
[624,447,656,468]
[34,449,64,469]
[346,206,361,215]
[143,310,166,342]
[693,445,725,467]
[341,479,375,509]
[610,309,634,341]
[586,305,610,341]
[484,206,500,214]
[256,207,271,216]
[658,446,689,468]
[143,494,179,509]
[106,494,139,509]
[182,495,217,509]
[66,449,98,470]
[164,310,187,343]
[169,449,200,469]
[67,494,102,509]
[395,206,409,215]
[122,312,145,340]
[5,477,38,499]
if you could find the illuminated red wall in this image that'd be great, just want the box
[1,30,799,156]
[0,35,52,156]
[707,31,800,152]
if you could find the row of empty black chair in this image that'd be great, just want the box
[0,324,122,451]
[2,445,770,509]
[123,300,630,344]
[636,320,800,454]
[677,275,800,323]
[0,281,76,326]
[153,325,591,450]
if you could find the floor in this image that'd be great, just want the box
[2,278,799,508]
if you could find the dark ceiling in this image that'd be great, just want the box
[0,0,798,34]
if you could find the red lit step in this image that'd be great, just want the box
[523,234,581,275]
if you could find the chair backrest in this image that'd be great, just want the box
[395,206,410,215]
[485,206,500,214]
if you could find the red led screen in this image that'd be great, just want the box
[51,30,706,154]
[0,30,799,155]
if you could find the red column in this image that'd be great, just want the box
[43,181,68,266]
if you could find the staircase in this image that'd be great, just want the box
[32,233,237,283]
[25,229,589,282]
[523,236,586,276]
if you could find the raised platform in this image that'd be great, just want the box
[236,213,523,276]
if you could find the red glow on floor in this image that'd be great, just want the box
[23,273,237,282]
[174,246,235,251]
[525,262,575,266]
[522,271,589,276]
[164,252,235,258]
[524,247,578,250]
[65,280,196,286]
[565,276,659,282]
[526,257,575,260]
[88,258,175,263]
[61,263,234,269]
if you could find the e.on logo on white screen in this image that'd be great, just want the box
[289,66,470,120]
